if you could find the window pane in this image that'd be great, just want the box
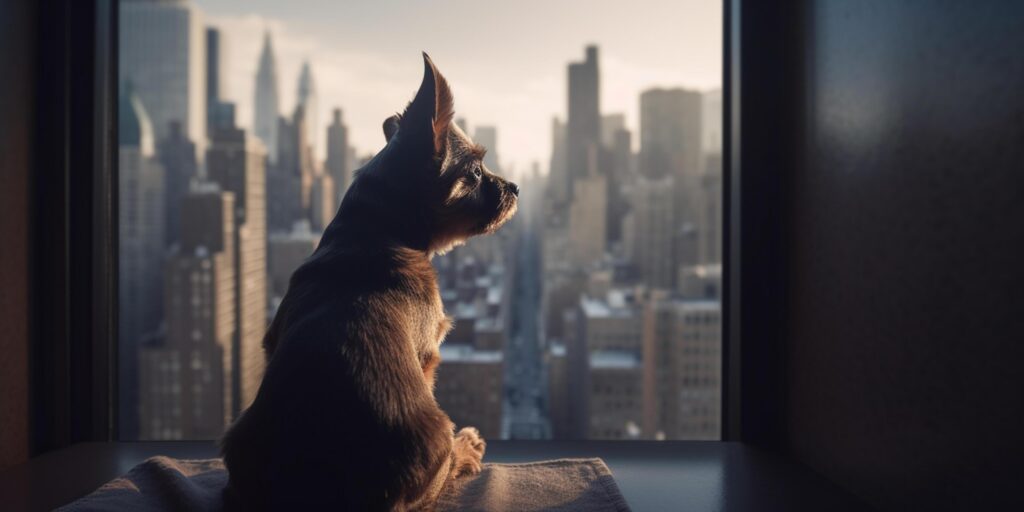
[118,0,721,441]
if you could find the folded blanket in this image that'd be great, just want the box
[59,456,631,512]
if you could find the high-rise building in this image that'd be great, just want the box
[629,174,675,289]
[325,108,350,200]
[206,126,268,413]
[702,89,723,157]
[119,86,166,439]
[587,350,644,439]
[697,153,723,265]
[267,220,320,302]
[602,114,632,245]
[566,289,644,438]
[140,185,236,439]
[120,0,206,156]
[548,117,569,203]
[567,46,601,187]
[639,87,703,270]
[435,345,504,440]
[254,31,280,163]
[310,173,336,232]
[642,298,721,440]
[568,172,607,268]
[158,121,197,249]
[268,106,315,232]
[296,61,318,158]
[473,126,500,173]
[205,27,235,133]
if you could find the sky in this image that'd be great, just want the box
[199,0,721,175]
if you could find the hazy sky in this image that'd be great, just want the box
[199,0,721,174]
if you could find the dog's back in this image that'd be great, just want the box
[220,54,517,511]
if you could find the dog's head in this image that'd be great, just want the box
[345,53,518,254]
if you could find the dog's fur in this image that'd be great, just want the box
[220,54,518,511]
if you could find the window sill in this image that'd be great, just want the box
[0,441,864,511]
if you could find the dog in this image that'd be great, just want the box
[220,53,519,510]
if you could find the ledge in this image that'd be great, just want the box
[0,441,865,511]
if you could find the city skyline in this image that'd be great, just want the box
[197,0,721,167]
[118,0,723,442]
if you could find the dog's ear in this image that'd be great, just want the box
[383,115,400,143]
[399,52,454,156]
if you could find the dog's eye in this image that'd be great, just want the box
[472,167,482,180]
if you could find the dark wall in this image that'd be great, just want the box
[780,1,1024,509]
[0,0,35,470]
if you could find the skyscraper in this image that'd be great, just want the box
[642,298,720,440]
[206,27,236,133]
[158,121,197,249]
[567,45,601,186]
[325,108,350,200]
[268,106,315,232]
[296,61,318,158]
[254,31,280,163]
[549,117,569,203]
[206,127,268,413]
[629,174,675,289]
[120,0,206,155]
[140,184,236,439]
[118,85,166,439]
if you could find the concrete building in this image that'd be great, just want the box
[120,0,206,157]
[205,27,235,133]
[206,127,268,412]
[435,345,504,440]
[268,105,315,232]
[568,172,607,268]
[549,117,569,204]
[253,31,279,163]
[629,174,676,289]
[267,221,320,302]
[140,186,236,439]
[639,88,703,269]
[118,87,166,439]
[157,121,197,249]
[642,298,721,440]
[587,350,644,439]
[567,45,601,189]
[310,173,336,232]
[325,108,350,200]
[676,264,722,300]
[296,61,318,159]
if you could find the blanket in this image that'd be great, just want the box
[59,456,631,511]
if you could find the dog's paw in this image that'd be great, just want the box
[452,427,486,478]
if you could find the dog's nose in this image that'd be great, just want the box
[509,182,520,196]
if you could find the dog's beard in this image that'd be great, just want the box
[478,192,518,235]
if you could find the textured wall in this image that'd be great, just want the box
[0,0,34,471]
[786,2,1024,509]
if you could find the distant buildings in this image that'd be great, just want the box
[254,31,280,163]
[140,186,236,440]
[120,0,206,156]
[268,105,315,232]
[567,46,601,186]
[296,61,319,158]
[206,126,268,412]
[325,108,350,200]
[205,27,235,132]
[267,221,320,302]
[628,174,675,289]
[432,251,510,440]
[158,121,198,250]
[119,86,166,439]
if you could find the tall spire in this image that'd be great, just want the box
[254,30,280,163]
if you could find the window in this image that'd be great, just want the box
[118,0,722,441]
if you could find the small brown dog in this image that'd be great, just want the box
[220,54,518,510]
